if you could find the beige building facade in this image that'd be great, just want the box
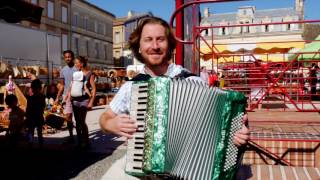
[20,0,114,68]
[200,0,306,67]
[71,0,114,68]
[113,11,152,68]
[21,0,71,66]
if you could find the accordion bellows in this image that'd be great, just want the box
[126,77,247,180]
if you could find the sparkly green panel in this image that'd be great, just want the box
[212,90,247,180]
[142,77,170,173]
[143,79,156,172]
[150,77,170,173]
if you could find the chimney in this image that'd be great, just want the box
[203,7,210,18]
[295,0,304,20]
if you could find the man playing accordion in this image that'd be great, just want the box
[99,17,249,179]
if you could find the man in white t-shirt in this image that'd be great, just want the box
[99,17,249,179]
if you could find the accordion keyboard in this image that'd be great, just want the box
[125,82,149,175]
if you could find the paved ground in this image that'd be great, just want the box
[0,105,128,180]
[0,107,319,179]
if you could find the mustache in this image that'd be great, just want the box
[148,50,163,54]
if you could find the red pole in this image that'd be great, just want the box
[175,0,183,66]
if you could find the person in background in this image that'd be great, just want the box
[5,94,25,147]
[310,63,319,100]
[5,75,15,95]
[208,70,219,87]
[66,56,96,149]
[200,66,209,83]
[56,50,77,144]
[26,70,38,96]
[26,79,46,147]
[46,83,58,100]
[125,70,137,81]
[219,72,225,88]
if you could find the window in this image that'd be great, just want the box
[204,29,208,36]
[287,24,291,30]
[104,44,108,60]
[61,6,68,23]
[245,21,250,33]
[86,40,89,56]
[103,24,106,35]
[222,27,226,35]
[98,23,106,34]
[62,34,68,51]
[47,1,54,19]
[31,0,38,5]
[73,13,79,26]
[83,17,88,30]
[73,37,79,55]
[83,17,89,29]
[115,31,120,43]
[94,21,98,32]
[243,10,247,15]
[265,25,269,32]
[95,42,99,58]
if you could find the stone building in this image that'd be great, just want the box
[200,0,306,64]
[113,11,152,68]
[71,0,114,68]
[18,0,114,68]
[16,0,72,67]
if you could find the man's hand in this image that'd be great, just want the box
[233,114,250,147]
[100,109,137,138]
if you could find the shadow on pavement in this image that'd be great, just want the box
[0,130,124,180]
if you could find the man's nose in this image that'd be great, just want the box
[151,40,159,49]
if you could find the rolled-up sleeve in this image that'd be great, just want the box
[109,82,132,115]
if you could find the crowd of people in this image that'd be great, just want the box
[3,50,97,149]
[200,66,225,88]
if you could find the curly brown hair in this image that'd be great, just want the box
[128,17,177,63]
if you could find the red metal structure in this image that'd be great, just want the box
[172,0,320,112]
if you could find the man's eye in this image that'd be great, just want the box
[158,37,165,41]
[144,38,152,42]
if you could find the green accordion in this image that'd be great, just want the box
[125,77,247,180]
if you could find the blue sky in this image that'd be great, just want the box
[87,0,319,21]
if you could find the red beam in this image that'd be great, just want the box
[175,0,184,66]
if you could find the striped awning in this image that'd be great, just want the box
[201,41,305,62]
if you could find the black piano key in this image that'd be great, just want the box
[137,108,146,111]
[134,158,143,162]
[138,85,148,88]
[138,97,147,100]
[135,137,144,140]
[136,118,145,121]
[135,141,144,145]
[136,129,144,133]
[134,153,143,156]
[134,146,143,150]
[133,166,142,170]
[138,90,148,93]
[138,102,147,105]
[137,113,144,116]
